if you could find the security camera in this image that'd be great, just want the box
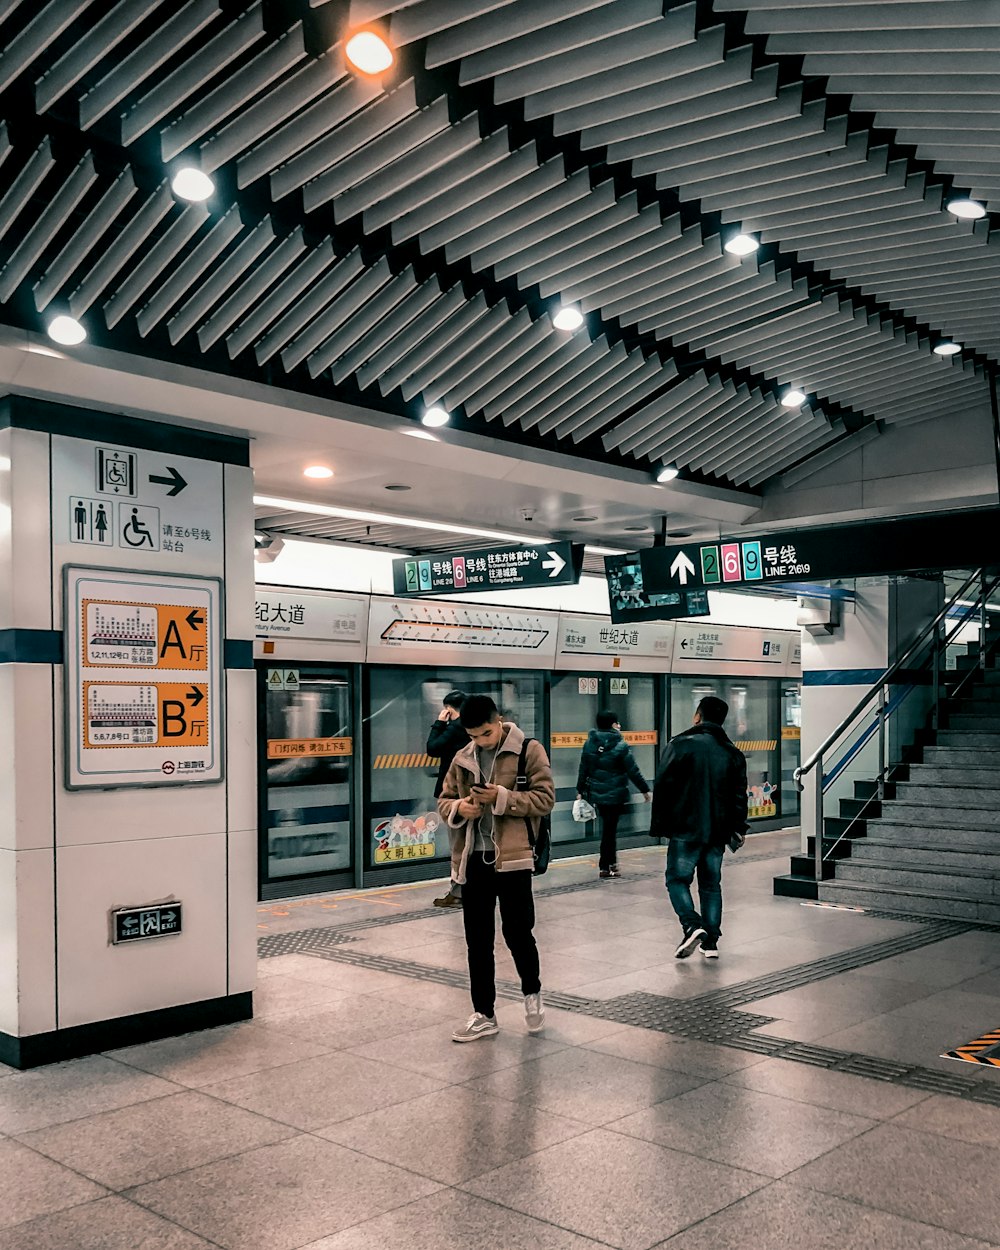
[520,507,535,523]
[254,533,284,564]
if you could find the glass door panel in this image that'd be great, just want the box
[367,667,543,873]
[262,666,353,886]
[781,682,802,822]
[669,676,781,822]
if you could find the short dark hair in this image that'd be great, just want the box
[460,694,499,728]
[443,690,466,710]
[596,710,618,731]
[697,695,728,726]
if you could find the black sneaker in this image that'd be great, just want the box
[608,864,621,878]
[701,939,720,960]
[433,891,462,908]
[675,926,707,959]
[599,868,612,879]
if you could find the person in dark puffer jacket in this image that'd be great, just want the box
[576,710,651,879]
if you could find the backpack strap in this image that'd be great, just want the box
[516,738,536,847]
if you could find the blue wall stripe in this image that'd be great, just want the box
[803,669,884,687]
[0,629,63,663]
[224,639,254,669]
[0,631,253,669]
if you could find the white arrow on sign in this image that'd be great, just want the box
[542,550,566,579]
[671,550,696,586]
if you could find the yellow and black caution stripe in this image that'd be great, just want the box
[733,739,777,752]
[942,1026,1000,1068]
[373,753,438,769]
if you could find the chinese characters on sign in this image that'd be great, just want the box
[254,588,368,652]
[266,738,353,759]
[65,569,222,788]
[392,542,582,596]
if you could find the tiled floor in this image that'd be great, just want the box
[3,833,1000,1248]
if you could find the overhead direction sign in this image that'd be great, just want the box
[392,541,583,597]
[640,508,1000,597]
[606,553,711,624]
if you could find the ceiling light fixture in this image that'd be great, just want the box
[384,483,411,491]
[421,405,450,428]
[572,515,598,523]
[724,233,759,257]
[553,306,584,332]
[345,28,394,75]
[47,314,86,345]
[946,197,986,221]
[933,341,962,357]
[623,525,648,532]
[253,495,553,545]
[586,544,628,557]
[656,465,680,483]
[403,428,438,441]
[781,389,807,408]
[303,465,334,480]
[171,167,215,202]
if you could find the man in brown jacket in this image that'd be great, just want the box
[438,695,555,1042]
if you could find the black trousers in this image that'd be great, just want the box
[597,804,622,870]
[462,852,541,1018]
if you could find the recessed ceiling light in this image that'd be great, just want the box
[422,406,450,428]
[345,28,394,75]
[933,341,962,357]
[573,515,598,522]
[781,389,807,408]
[553,306,584,332]
[946,197,986,221]
[385,483,411,491]
[171,167,214,202]
[403,428,438,441]
[623,525,648,532]
[47,314,86,345]
[667,530,692,538]
[656,465,680,483]
[303,465,334,479]
[724,233,759,257]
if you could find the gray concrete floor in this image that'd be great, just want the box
[3,832,1000,1248]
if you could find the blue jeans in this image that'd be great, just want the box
[666,841,724,940]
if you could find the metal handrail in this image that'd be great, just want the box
[795,568,1000,887]
[797,568,987,783]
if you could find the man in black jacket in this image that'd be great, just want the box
[428,690,468,908]
[650,696,749,960]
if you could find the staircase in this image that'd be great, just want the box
[775,612,1000,922]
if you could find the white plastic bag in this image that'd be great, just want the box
[572,797,597,823]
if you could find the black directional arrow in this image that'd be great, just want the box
[185,686,205,707]
[186,609,204,630]
[149,466,188,496]
[681,638,689,649]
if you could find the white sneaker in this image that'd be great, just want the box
[452,1012,499,1043]
[524,992,545,1034]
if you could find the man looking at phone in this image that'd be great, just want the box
[427,690,468,909]
[438,695,555,1042]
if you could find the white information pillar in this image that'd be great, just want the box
[799,576,943,854]
[0,396,256,1067]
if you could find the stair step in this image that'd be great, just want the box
[876,819,1000,846]
[837,860,998,899]
[807,836,853,859]
[773,873,819,901]
[922,747,1000,766]
[948,715,1000,731]
[936,731,1000,748]
[791,854,837,880]
[861,839,1000,872]
[818,880,1000,923]
[894,783,1000,809]
[840,797,882,819]
[908,766,1000,786]
[824,816,867,840]
[854,779,898,801]
[883,801,1000,830]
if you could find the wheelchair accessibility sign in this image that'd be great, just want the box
[119,503,161,551]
